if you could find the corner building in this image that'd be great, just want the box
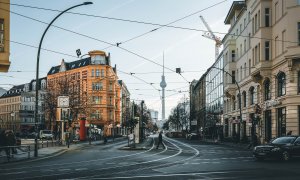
[223,0,300,143]
[47,50,121,137]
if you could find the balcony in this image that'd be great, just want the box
[224,84,237,98]
[250,61,272,83]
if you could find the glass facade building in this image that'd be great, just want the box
[205,54,224,138]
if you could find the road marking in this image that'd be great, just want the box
[59,169,71,171]
[3,171,27,175]
[75,168,88,171]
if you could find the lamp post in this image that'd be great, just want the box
[34,2,93,157]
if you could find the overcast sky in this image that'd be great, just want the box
[0,0,234,120]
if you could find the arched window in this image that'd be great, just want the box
[242,91,247,107]
[277,72,286,97]
[264,79,271,100]
[249,86,254,105]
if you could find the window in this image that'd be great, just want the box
[298,71,300,93]
[240,66,242,80]
[244,63,246,77]
[244,39,246,53]
[298,22,300,46]
[264,79,271,100]
[0,19,3,52]
[101,69,105,77]
[265,8,270,27]
[277,107,286,137]
[275,2,279,22]
[91,69,94,77]
[275,36,279,56]
[248,12,251,23]
[281,30,286,53]
[277,72,286,97]
[265,41,270,60]
[96,69,100,77]
[92,82,103,91]
[249,87,254,105]
[258,10,261,29]
[232,71,235,84]
[231,50,235,62]
[243,91,246,107]
[109,82,113,91]
[109,96,112,105]
[249,59,251,75]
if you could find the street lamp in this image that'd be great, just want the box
[34,2,93,157]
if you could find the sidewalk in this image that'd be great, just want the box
[0,137,122,164]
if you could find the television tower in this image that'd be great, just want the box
[160,53,167,121]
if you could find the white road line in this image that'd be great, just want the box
[3,171,27,175]
[75,168,88,171]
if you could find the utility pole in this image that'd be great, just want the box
[140,100,144,141]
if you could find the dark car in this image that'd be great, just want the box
[253,136,300,161]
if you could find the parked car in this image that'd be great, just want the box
[185,133,199,140]
[39,130,54,140]
[253,136,300,161]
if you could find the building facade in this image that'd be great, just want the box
[0,78,47,133]
[19,78,47,132]
[118,80,131,135]
[47,50,121,137]
[223,0,300,143]
[205,54,224,139]
[0,0,10,72]
[0,85,23,131]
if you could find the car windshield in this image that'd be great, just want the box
[271,137,296,144]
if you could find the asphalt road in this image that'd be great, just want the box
[1,135,300,180]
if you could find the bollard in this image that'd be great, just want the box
[42,139,44,148]
[47,140,48,147]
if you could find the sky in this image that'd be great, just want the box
[0,0,234,120]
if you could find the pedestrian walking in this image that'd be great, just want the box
[156,131,165,149]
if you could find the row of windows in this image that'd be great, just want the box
[91,69,105,77]
[0,97,20,104]
[225,72,287,113]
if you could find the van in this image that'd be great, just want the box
[39,130,53,140]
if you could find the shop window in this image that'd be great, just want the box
[277,107,286,137]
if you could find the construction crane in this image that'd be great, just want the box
[199,15,222,60]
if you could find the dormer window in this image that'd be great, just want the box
[91,55,105,65]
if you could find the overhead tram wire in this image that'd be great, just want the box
[101,0,228,49]
[1,8,190,83]
[9,40,78,58]
[118,69,161,97]
[1,0,228,50]
[0,3,299,45]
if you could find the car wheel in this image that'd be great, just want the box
[282,151,290,161]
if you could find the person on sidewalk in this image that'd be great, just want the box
[156,131,165,149]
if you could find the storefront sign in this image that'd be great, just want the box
[263,99,281,109]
